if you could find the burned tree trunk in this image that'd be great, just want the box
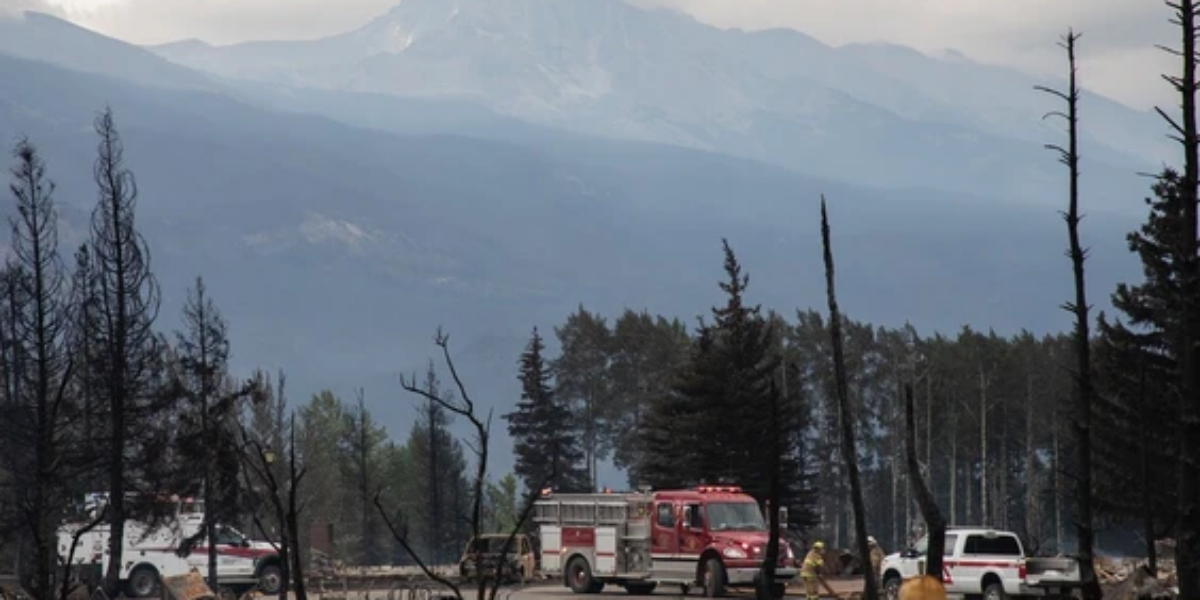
[905,384,946,579]
[1155,1,1200,596]
[376,328,552,600]
[88,107,164,598]
[3,138,78,600]
[756,378,784,600]
[819,197,877,600]
[1035,29,1102,600]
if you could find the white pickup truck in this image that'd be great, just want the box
[879,527,1082,600]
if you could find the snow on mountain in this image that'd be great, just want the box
[142,0,1165,209]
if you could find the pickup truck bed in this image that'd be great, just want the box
[1025,557,1082,587]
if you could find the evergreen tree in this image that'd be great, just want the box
[403,363,471,564]
[640,240,815,522]
[484,474,520,534]
[551,306,614,492]
[504,327,587,495]
[1094,168,1188,561]
[0,138,79,600]
[86,108,169,596]
[172,276,241,587]
[608,311,691,486]
[340,390,388,565]
[298,391,350,559]
[638,325,718,489]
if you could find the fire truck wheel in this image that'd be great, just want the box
[567,557,604,594]
[702,558,726,598]
[125,565,160,598]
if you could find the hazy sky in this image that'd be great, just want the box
[17,0,1175,111]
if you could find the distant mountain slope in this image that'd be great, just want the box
[0,50,1144,478]
[0,10,227,94]
[145,0,1163,210]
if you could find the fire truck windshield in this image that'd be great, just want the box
[705,502,766,531]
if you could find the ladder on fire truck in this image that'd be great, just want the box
[533,492,656,578]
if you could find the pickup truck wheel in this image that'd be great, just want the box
[983,582,1006,600]
[883,576,901,600]
[702,557,726,598]
[258,563,284,595]
[125,565,160,598]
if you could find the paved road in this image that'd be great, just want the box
[488,579,864,600]
[287,577,865,600]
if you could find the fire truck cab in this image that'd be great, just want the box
[533,486,797,597]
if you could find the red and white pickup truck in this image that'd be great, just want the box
[879,527,1082,600]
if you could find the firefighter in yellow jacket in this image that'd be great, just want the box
[868,536,886,576]
[800,540,824,600]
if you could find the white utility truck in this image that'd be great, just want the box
[57,493,284,598]
[879,527,1082,600]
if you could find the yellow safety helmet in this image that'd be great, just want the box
[812,540,825,550]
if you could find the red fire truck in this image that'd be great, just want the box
[533,485,797,597]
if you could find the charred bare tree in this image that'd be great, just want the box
[87,106,164,597]
[756,378,784,600]
[238,372,308,600]
[374,328,549,600]
[172,276,235,590]
[57,503,108,600]
[819,197,877,600]
[904,384,946,580]
[1,138,78,600]
[1035,30,1102,600]
[1156,1,1200,595]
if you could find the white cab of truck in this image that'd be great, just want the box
[879,527,1081,600]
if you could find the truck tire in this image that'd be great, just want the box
[125,565,160,598]
[883,575,901,600]
[982,581,1006,600]
[702,557,726,598]
[258,563,284,595]
[567,557,604,594]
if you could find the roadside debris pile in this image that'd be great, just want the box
[1099,563,1176,600]
[1094,555,1179,600]
[1095,557,1176,587]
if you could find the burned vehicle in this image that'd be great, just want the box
[458,533,537,584]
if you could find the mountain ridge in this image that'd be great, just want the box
[0,8,1153,483]
[139,0,1163,211]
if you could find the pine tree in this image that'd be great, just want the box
[551,306,614,492]
[640,240,816,523]
[404,363,471,563]
[1094,168,1188,563]
[172,276,240,587]
[87,107,168,596]
[0,138,79,600]
[504,327,587,495]
[341,390,388,565]
[608,311,690,486]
